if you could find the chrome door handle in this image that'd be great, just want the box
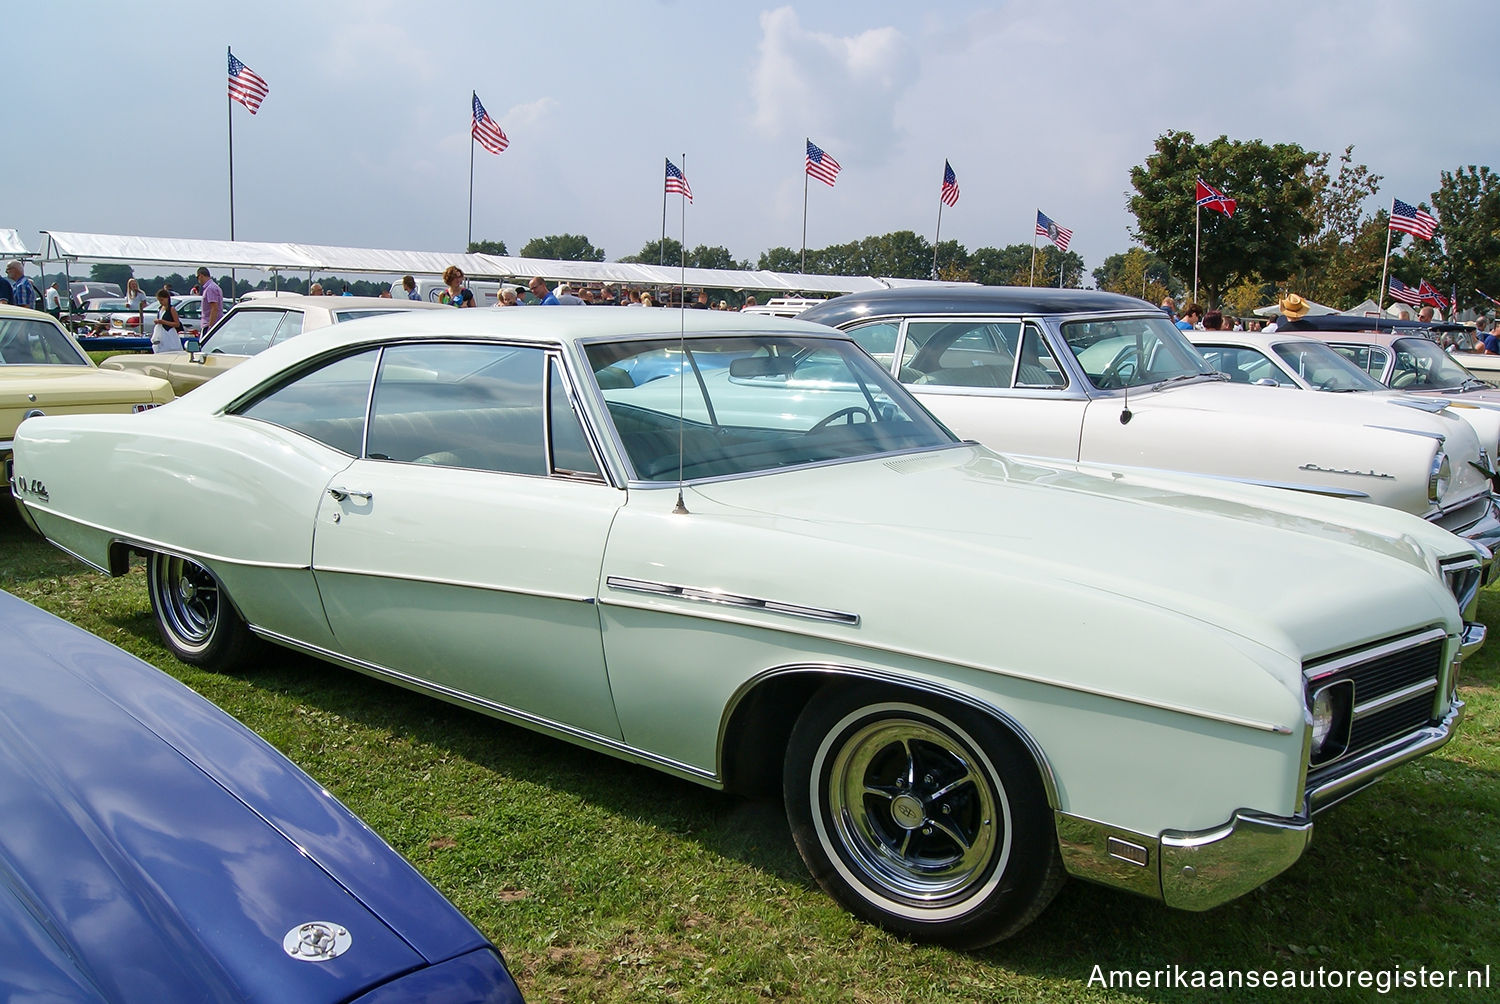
[328,487,372,502]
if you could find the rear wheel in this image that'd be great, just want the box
[146,552,260,671]
[784,683,1063,947]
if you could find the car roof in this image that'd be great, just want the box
[0,304,67,324]
[798,285,1156,327]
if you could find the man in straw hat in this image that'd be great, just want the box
[1265,293,1311,332]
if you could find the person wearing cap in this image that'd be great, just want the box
[196,267,223,331]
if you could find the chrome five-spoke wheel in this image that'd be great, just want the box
[785,683,1063,948]
[146,552,259,671]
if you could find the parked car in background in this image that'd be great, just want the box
[739,296,828,317]
[0,588,525,1003]
[799,287,1500,550]
[13,308,1487,947]
[0,305,172,484]
[99,294,448,394]
[1308,327,1500,406]
[1188,327,1500,470]
[76,294,207,341]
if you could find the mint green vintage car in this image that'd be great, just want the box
[10,309,1487,947]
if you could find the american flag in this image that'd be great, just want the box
[665,159,692,202]
[1389,198,1437,240]
[1417,279,1450,310]
[1195,178,1237,217]
[1388,277,1423,307]
[227,51,269,114]
[1035,210,1072,252]
[471,93,509,155]
[940,161,960,207]
[806,139,841,187]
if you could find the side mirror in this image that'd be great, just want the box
[183,337,202,359]
[1252,378,1280,387]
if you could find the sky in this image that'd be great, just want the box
[5,0,1495,282]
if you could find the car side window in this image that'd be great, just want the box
[1330,344,1388,379]
[237,349,379,455]
[844,321,901,372]
[367,343,548,476]
[1014,323,1067,388]
[269,311,306,344]
[1198,345,1279,384]
[204,309,288,355]
[902,320,1020,389]
[548,358,603,479]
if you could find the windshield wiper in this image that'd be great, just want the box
[1152,372,1228,390]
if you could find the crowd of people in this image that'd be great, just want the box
[421,266,762,310]
[1157,296,1265,332]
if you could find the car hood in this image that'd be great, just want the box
[0,366,171,409]
[0,591,489,1003]
[661,447,1461,712]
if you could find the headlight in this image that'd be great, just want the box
[1429,450,1450,504]
[1307,680,1353,766]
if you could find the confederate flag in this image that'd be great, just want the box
[1196,178,1236,217]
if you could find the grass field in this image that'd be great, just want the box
[2,499,1496,1002]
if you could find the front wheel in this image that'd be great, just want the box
[784,683,1064,947]
[146,552,261,672]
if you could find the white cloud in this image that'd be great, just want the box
[751,7,917,163]
[502,97,559,131]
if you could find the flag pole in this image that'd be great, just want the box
[660,158,668,269]
[801,138,809,274]
[1192,202,1200,305]
[931,198,943,279]
[227,47,235,242]
[1058,249,1065,288]
[467,92,476,250]
[1377,208,1395,315]
[1030,212,1037,286]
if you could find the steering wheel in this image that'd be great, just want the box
[1097,353,1138,389]
[808,406,872,432]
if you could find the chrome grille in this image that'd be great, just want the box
[1440,554,1485,621]
[1433,496,1491,535]
[1305,628,1446,778]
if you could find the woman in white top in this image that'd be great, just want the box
[123,278,148,310]
[151,288,184,353]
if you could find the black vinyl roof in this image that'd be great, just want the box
[798,286,1159,327]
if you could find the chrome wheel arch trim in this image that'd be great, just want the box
[718,662,1062,810]
[247,626,720,787]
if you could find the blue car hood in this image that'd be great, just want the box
[0,590,490,1003]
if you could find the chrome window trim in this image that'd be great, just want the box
[545,351,611,484]
[1303,626,1448,682]
[606,575,859,625]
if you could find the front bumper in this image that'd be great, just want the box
[1448,495,1500,553]
[1058,698,1466,911]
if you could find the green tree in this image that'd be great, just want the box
[467,239,508,255]
[1093,248,1178,301]
[89,263,133,288]
[1289,147,1385,309]
[1426,166,1500,315]
[519,234,605,261]
[620,237,683,266]
[1128,131,1319,308]
[756,246,802,272]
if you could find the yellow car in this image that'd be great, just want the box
[1,305,173,484]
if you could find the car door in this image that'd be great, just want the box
[845,316,1087,460]
[311,341,626,739]
[166,307,292,393]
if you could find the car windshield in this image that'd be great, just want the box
[586,335,954,481]
[0,317,89,366]
[1273,340,1387,391]
[1389,337,1479,390]
[1061,315,1216,389]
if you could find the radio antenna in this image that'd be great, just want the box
[673,152,690,514]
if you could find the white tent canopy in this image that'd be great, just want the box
[36,230,965,294]
[1,229,37,259]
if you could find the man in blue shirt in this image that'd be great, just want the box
[5,261,38,309]
[528,276,560,305]
[1175,303,1202,330]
